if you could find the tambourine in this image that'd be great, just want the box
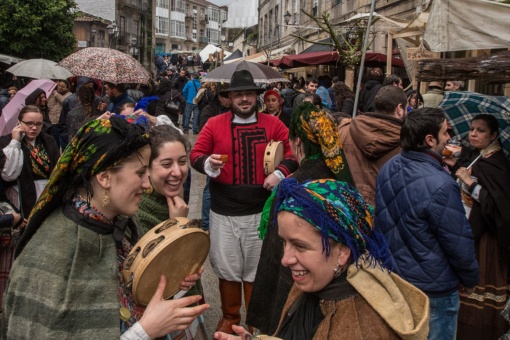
[264,140,284,175]
[122,217,210,306]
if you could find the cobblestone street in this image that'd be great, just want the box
[186,134,249,338]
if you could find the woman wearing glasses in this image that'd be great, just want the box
[1,105,60,216]
[0,105,59,311]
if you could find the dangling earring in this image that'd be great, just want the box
[102,188,110,207]
[333,263,344,278]
[144,185,153,195]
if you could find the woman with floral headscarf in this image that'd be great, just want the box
[261,90,292,127]
[247,102,352,334]
[217,179,430,340]
[2,116,209,339]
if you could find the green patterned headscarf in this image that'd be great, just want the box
[289,102,352,183]
[270,178,391,268]
[16,116,150,257]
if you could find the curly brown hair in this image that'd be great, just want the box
[77,85,96,118]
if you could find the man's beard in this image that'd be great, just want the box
[231,101,258,119]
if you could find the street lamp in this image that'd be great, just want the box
[284,11,292,25]
[106,22,118,48]
[130,36,139,60]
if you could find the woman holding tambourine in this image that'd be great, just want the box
[136,124,208,339]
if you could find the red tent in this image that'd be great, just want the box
[269,50,405,68]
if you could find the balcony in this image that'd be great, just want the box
[121,0,147,12]
[185,11,194,20]
[200,15,209,24]
[185,33,193,42]
[199,36,209,43]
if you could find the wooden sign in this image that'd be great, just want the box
[407,47,440,60]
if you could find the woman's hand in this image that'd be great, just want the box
[179,266,204,291]
[12,124,24,141]
[456,167,474,186]
[134,109,157,126]
[167,196,189,218]
[98,101,108,112]
[96,111,112,120]
[139,275,210,339]
[213,325,249,339]
[12,213,21,227]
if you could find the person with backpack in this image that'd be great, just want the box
[154,78,186,126]
[280,82,297,110]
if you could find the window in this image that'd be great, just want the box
[334,0,342,5]
[133,20,139,37]
[171,20,185,38]
[206,28,220,44]
[98,30,106,47]
[156,0,169,9]
[156,16,169,35]
[313,0,318,16]
[171,0,185,12]
[119,16,126,38]
[206,7,220,22]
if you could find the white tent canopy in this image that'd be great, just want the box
[424,0,510,52]
[199,44,231,63]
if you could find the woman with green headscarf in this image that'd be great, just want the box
[247,102,352,334]
[216,178,429,340]
[2,116,209,339]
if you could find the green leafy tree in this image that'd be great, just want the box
[0,0,78,61]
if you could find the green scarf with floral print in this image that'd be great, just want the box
[16,115,149,257]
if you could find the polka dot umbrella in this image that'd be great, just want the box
[58,47,150,84]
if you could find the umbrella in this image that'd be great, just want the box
[202,60,288,84]
[0,79,56,136]
[57,47,150,84]
[440,91,510,159]
[6,58,73,80]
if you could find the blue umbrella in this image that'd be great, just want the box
[439,91,510,159]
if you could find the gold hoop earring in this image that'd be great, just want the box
[143,185,153,195]
[102,188,110,207]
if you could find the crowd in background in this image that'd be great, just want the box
[0,59,509,340]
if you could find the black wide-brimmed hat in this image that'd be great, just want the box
[220,69,264,94]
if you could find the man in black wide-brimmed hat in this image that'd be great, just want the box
[190,69,298,334]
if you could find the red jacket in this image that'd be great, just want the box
[190,112,297,215]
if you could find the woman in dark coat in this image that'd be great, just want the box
[246,102,353,334]
[445,114,510,339]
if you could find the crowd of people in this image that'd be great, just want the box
[0,59,509,340]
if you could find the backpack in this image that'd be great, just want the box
[282,89,298,109]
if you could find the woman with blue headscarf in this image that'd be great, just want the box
[215,178,430,340]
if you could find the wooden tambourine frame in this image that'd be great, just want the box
[264,140,284,175]
[122,217,210,306]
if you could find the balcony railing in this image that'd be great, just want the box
[121,0,147,11]
[199,36,209,43]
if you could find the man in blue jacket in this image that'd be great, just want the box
[182,70,202,134]
[375,107,479,340]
